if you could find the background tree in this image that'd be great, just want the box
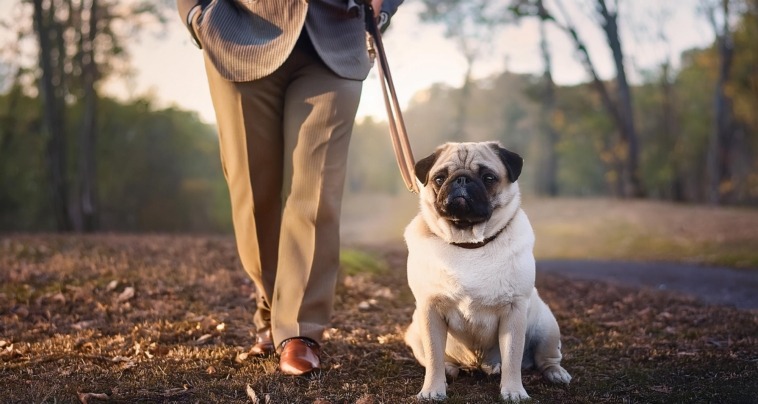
[512,0,643,197]
[32,0,70,230]
[26,0,172,232]
[419,0,511,139]
[725,0,758,202]
[0,89,230,232]
[536,0,559,196]
[702,0,738,204]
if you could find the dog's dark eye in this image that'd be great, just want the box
[482,173,497,184]
[434,175,446,186]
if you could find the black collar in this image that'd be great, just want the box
[450,221,509,249]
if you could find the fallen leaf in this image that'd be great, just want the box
[117,287,135,302]
[650,385,672,393]
[106,280,118,291]
[75,340,95,351]
[49,292,66,304]
[235,351,249,363]
[150,344,170,357]
[195,334,213,345]
[186,313,205,322]
[246,384,259,403]
[162,386,190,397]
[0,344,14,357]
[66,285,89,302]
[72,320,96,330]
[200,316,217,330]
[77,391,109,403]
[13,306,29,318]
[356,394,375,404]
[372,287,394,299]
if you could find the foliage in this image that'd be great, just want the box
[0,92,231,232]
[730,2,758,133]
[729,1,758,201]
[354,71,625,198]
[2,2,758,234]
[351,39,758,205]
[3,0,175,231]
[346,117,400,194]
[0,86,50,229]
[418,0,513,138]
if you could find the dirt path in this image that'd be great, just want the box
[537,260,758,310]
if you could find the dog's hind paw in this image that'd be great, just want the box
[500,387,530,402]
[444,362,460,379]
[542,365,571,384]
[481,362,501,375]
[416,390,447,401]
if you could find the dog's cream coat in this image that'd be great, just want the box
[404,142,571,401]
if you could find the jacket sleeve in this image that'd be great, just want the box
[377,0,403,32]
[380,0,404,17]
[176,0,200,26]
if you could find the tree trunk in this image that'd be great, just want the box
[706,0,735,205]
[537,1,558,196]
[549,0,643,197]
[597,0,643,197]
[33,0,72,231]
[453,50,474,140]
[78,0,99,231]
[660,63,684,201]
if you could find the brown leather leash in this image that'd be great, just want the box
[364,3,419,193]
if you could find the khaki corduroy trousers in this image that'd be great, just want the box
[203,33,362,346]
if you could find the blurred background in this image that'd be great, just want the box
[0,0,756,266]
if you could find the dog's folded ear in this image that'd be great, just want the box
[493,145,523,183]
[415,151,439,185]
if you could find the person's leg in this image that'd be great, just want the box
[270,43,363,347]
[203,53,287,334]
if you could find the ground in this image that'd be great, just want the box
[2,197,758,403]
[1,230,756,403]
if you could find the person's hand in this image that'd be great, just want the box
[371,0,383,17]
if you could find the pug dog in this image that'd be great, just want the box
[403,142,571,401]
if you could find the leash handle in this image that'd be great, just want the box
[364,4,419,194]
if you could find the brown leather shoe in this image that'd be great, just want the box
[250,329,275,357]
[279,337,321,376]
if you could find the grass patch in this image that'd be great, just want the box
[341,195,758,269]
[525,197,758,268]
[340,249,388,277]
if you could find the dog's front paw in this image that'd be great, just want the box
[542,365,571,384]
[416,389,447,401]
[500,386,529,402]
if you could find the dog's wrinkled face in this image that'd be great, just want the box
[414,142,523,243]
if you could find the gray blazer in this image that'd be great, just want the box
[177,0,404,82]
